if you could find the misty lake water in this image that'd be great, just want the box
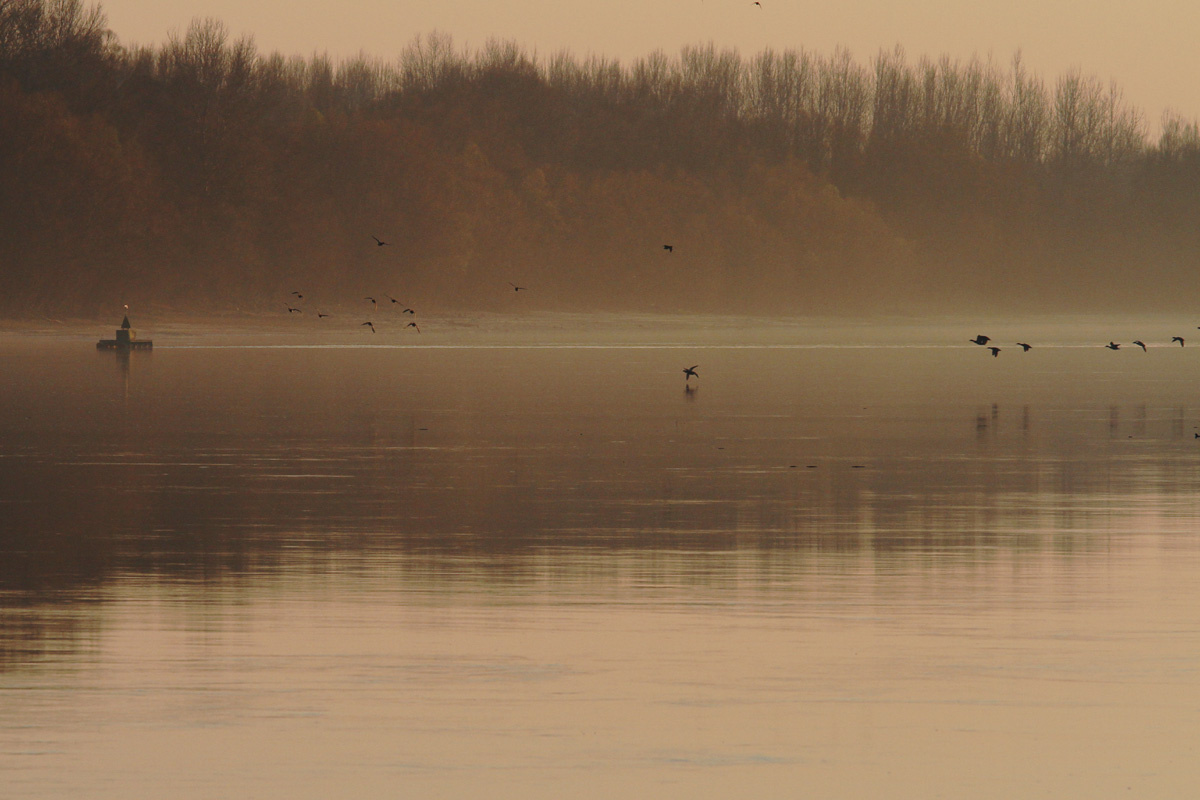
[2,316,1199,798]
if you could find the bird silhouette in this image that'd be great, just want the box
[987,347,1001,357]
[365,297,377,310]
[362,321,375,333]
[1016,342,1032,352]
[386,294,401,304]
[402,307,415,314]
[1106,342,1120,350]
[372,236,388,247]
[663,245,674,253]
[317,312,330,318]
[1133,340,1147,351]
[683,365,699,380]
[970,335,991,345]
[406,322,421,333]
[509,283,528,292]
[1173,336,1185,347]
[287,305,301,313]
[291,291,303,299]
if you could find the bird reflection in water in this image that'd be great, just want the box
[976,408,990,440]
[975,403,1000,441]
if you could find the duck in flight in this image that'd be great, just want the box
[406,322,421,333]
[987,346,1001,357]
[365,297,377,310]
[317,312,330,318]
[372,236,388,247]
[1016,342,1032,352]
[509,283,528,292]
[1106,342,1120,350]
[1173,336,1185,346]
[970,335,991,345]
[1133,340,1147,351]
[287,305,301,313]
[663,245,674,253]
[291,291,303,299]
[683,365,699,381]
[362,321,375,333]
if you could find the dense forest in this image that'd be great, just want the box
[1,0,1199,317]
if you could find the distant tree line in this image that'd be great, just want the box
[2,0,1198,317]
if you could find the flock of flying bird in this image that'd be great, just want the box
[280,235,691,331]
[284,236,1195,383]
[680,332,1195,386]
[286,288,422,334]
[282,235,543,333]
[970,333,1187,357]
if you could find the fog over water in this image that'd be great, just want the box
[2,316,1199,797]
[7,2,1200,792]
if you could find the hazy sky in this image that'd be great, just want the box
[100,0,1199,131]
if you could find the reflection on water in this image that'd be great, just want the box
[2,322,1200,798]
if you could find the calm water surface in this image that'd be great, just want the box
[2,318,1199,798]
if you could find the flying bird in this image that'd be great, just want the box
[406,322,421,333]
[291,291,303,299]
[509,283,528,292]
[1106,342,1120,350]
[969,335,991,345]
[1016,342,1032,352]
[287,305,301,313]
[663,245,674,253]
[987,347,1001,357]
[362,321,375,333]
[372,236,388,247]
[402,307,415,314]
[683,365,699,381]
[365,297,377,310]
[317,312,330,318]
[1173,336,1185,346]
[1133,340,1147,351]
[386,294,401,305]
